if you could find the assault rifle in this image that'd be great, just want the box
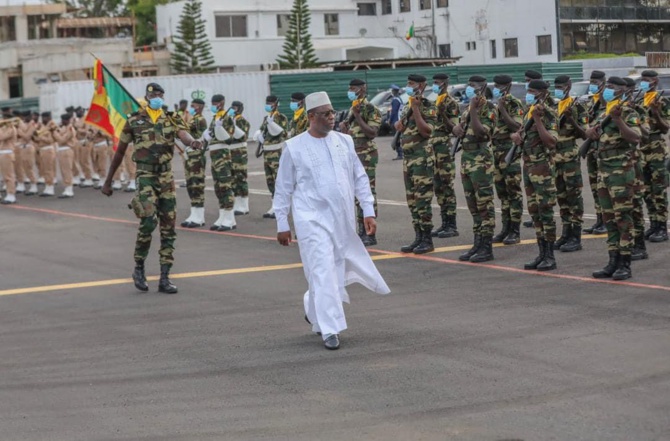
[391,102,414,151]
[505,94,548,165]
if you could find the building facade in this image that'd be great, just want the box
[155,0,559,73]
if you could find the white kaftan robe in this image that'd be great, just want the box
[274,131,391,338]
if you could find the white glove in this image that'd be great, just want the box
[233,125,246,140]
[257,132,265,144]
[214,125,230,141]
[267,120,284,136]
[252,130,262,142]
[202,130,212,142]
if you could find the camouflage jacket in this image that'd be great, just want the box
[593,102,641,152]
[492,95,524,141]
[260,111,289,145]
[433,93,459,138]
[459,100,497,145]
[289,108,309,138]
[189,113,208,140]
[346,98,381,151]
[399,97,437,149]
[521,105,559,163]
[233,114,251,142]
[207,111,235,147]
[586,95,605,125]
[120,109,188,165]
[641,92,670,135]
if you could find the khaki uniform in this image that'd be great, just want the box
[0,124,17,195]
[74,118,93,181]
[53,123,77,187]
[91,131,110,181]
[34,121,59,186]
[16,120,37,186]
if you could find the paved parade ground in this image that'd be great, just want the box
[1,137,669,440]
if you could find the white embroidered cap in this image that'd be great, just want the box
[305,91,332,111]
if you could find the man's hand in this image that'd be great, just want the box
[364,216,377,236]
[277,231,292,246]
[585,126,601,140]
[510,130,523,146]
[394,120,405,132]
[410,97,421,111]
[610,105,623,121]
[532,104,545,121]
[452,124,465,138]
[339,121,350,134]
[351,103,361,117]
[190,140,203,150]
[471,95,486,109]
[101,182,113,197]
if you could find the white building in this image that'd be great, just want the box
[156,0,558,72]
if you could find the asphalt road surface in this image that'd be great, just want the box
[1,137,669,441]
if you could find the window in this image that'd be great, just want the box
[420,0,431,10]
[537,34,552,55]
[382,0,393,14]
[438,43,451,57]
[215,15,248,38]
[466,41,476,51]
[277,14,290,36]
[437,0,448,6]
[9,74,22,98]
[504,38,518,57]
[400,0,410,13]
[28,14,55,40]
[324,14,339,36]
[490,40,497,58]
[358,2,377,15]
[0,16,16,42]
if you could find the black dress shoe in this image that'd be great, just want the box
[217,225,236,231]
[262,213,276,219]
[324,334,340,350]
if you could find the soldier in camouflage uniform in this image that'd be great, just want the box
[638,70,670,243]
[288,92,309,138]
[551,75,588,253]
[584,70,609,235]
[491,74,524,245]
[180,98,208,228]
[205,94,237,231]
[512,79,559,271]
[429,73,460,239]
[453,75,497,263]
[229,101,251,216]
[396,74,437,254]
[521,70,546,229]
[255,95,289,219]
[339,78,381,246]
[585,77,642,280]
[101,82,202,294]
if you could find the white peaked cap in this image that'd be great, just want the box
[305,91,331,111]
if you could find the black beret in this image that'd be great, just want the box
[554,75,571,85]
[469,75,487,83]
[266,95,279,103]
[22,110,31,117]
[179,99,188,104]
[1,107,10,112]
[607,76,626,86]
[291,92,306,101]
[192,98,205,105]
[61,113,72,120]
[528,79,549,90]
[65,106,75,112]
[146,82,165,93]
[408,74,427,82]
[12,110,21,116]
[641,70,658,78]
[623,77,636,87]
[75,106,83,111]
[433,73,449,80]
[231,100,243,107]
[525,70,542,80]
[211,94,225,103]
[493,74,513,85]
[349,78,366,86]
[590,70,606,80]
[41,111,51,117]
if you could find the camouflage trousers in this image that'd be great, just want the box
[209,148,234,210]
[523,159,557,242]
[554,142,584,227]
[640,138,669,223]
[355,145,378,224]
[403,144,434,230]
[134,169,177,267]
[231,147,249,197]
[597,151,635,255]
[432,137,457,217]
[586,149,601,214]
[460,144,495,236]
[633,155,646,237]
[263,149,281,197]
[492,139,523,224]
[184,148,206,208]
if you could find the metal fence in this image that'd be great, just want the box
[646,52,670,69]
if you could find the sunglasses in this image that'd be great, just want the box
[312,110,336,117]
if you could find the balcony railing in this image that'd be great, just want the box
[560,6,670,20]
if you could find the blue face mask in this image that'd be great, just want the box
[525,93,537,106]
[148,97,163,110]
[432,84,442,94]
[603,88,617,102]
[640,81,651,92]
[188,107,196,116]
[347,91,358,101]
[492,87,502,100]
[228,109,236,117]
[211,105,219,114]
[264,104,273,113]
[405,86,416,97]
[290,102,299,112]
[465,86,476,99]
[554,89,566,100]
[588,84,599,94]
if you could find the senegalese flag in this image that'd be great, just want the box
[405,22,414,40]
[85,59,140,147]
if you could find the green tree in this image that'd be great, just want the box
[170,0,215,74]
[127,0,173,47]
[276,0,319,69]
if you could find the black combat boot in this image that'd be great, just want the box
[631,234,649,261]
[470,235,494,262]
[523,219,533,228]
[401,226,422,253]
[584,214,603,234]
[361,233,377,247]
[413,228,435,254]
[438,215,459,238]
[560,225,583,252]
[158,264,178,294]
[592,251,619,279]
[431,213,448,237]
[612,254,632,281]
[644,221,658,240]
[524,238,546,270]
[537,241,557,271]
[503,222,521,245]
[555,224,571,249]
[459,234,481,261]
[492,220,510,243]
[649,222,668,242]
[132,260,149,292]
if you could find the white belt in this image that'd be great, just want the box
[40,145,55,151]
[19,143,31,149]
[78,139,88,145]
[0,149,13,155]
[209,142,247,152]
[93,141,108,148]
[263,143,283,151]
[57,146,72,152]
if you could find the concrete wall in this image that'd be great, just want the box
[579,56,649,79]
